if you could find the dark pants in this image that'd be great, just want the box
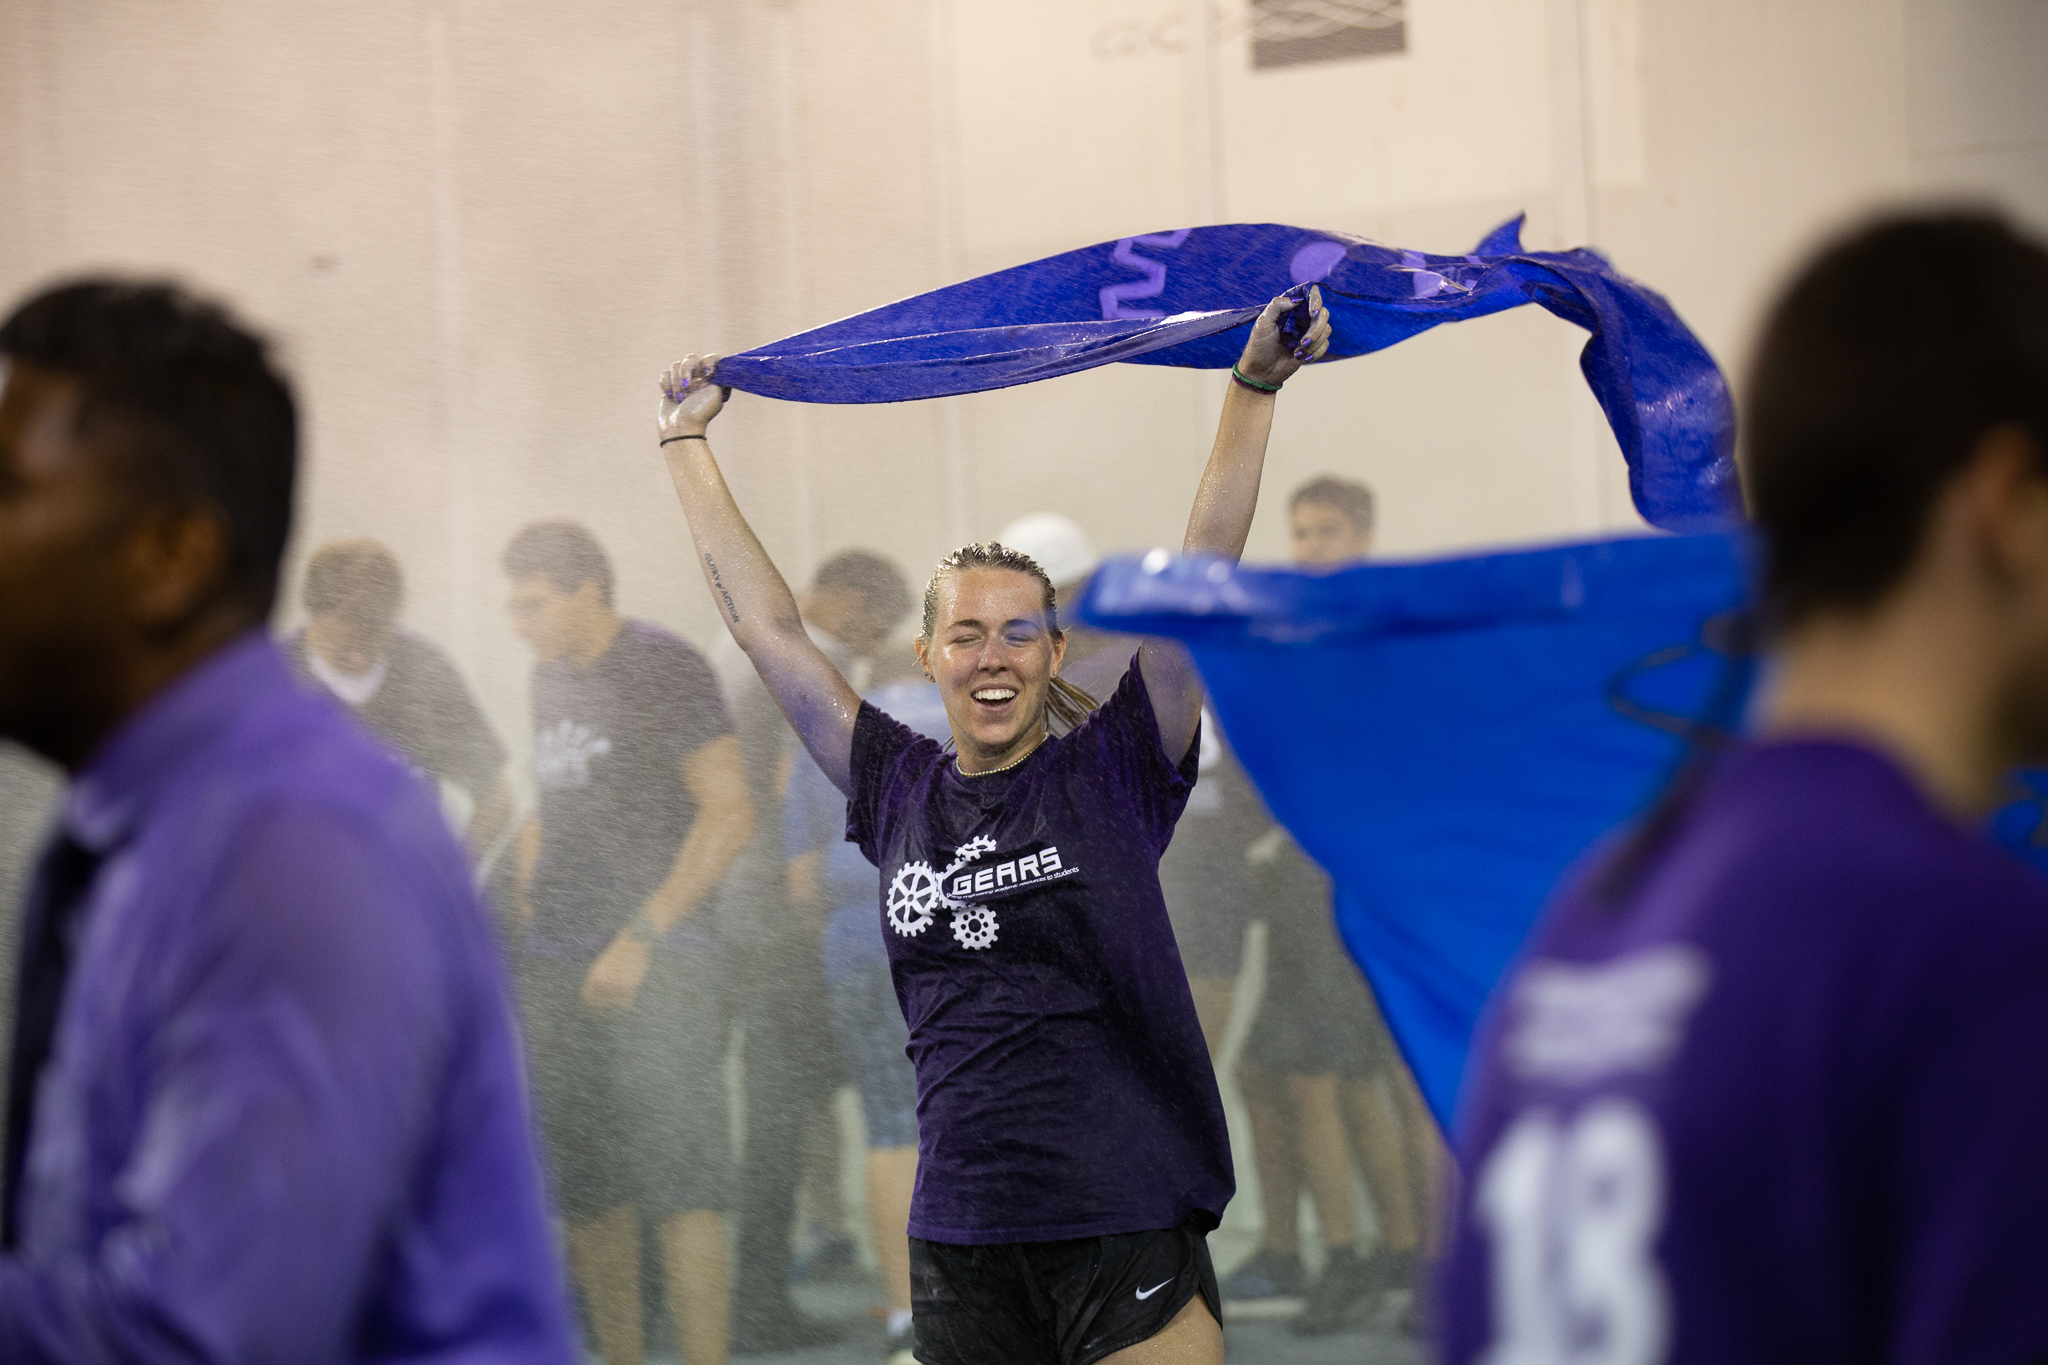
[729,940,844,1324]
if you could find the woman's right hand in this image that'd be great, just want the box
[1236,284,1331,389]
[659,354,729,440]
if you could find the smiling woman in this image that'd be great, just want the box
[655,284,1329,1365]
[914,541,1099,761]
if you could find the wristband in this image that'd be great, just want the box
[1230,366,1283,394]
[661,434,709,446]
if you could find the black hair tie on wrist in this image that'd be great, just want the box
[661,434,709,446]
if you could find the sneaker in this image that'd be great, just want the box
[790,1232,863,1283]
[729,1308,845,1356]
[1381,1247,1424,1336]
[1220,1247,1306,1300]
[884,1321,920,1365]
[1289,1245,1375,1336]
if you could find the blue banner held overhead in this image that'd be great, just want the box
[710,217,1739,532]
[1079,532,1756,1127]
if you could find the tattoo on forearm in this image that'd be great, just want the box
[705,553,740,624]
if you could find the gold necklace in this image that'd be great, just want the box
[957,726,1050,777]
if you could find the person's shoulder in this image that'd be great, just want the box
[249,690,446,826]
[1061,651,1164,752]
[150,690,462,918]
[1643,740,2048,973]
[618,618,715,675]
[855,695,946,780]
[867,681,951,743]
[386,627,459,675]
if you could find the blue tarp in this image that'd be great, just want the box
[710,218,1739,532]
[1079,533,1755,1126]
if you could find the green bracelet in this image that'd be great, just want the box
[1231,366,1283,394]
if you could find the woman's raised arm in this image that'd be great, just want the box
[1139,287,1332,758]
[657,355,862,794]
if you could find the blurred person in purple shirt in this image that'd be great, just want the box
[0,279,576,1363]
[1439,214,2048,1363]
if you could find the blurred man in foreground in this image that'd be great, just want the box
[286,538,515,865]
[0,280,574,1360]
[1439,214,2048,1361]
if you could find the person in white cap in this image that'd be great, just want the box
[993,513,1134,703]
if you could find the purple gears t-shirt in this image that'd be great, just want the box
[846,656,1233,1244]
[1438,740,2048,1365]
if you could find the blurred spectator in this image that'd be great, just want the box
[712,547,911,1353]
[0,278,574,1360]
[1439,209,2048,1365]
[504,519,753,1365]
[285,538,515,866]
[785,679,948,1365]
[1226,475,1442,1337]
[1158,710,1262,1055]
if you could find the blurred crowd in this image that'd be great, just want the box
[218,474,1440,1362]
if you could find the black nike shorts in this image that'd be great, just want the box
[910,1216,1220,1365]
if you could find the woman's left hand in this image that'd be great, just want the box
[1235,284,1332,389]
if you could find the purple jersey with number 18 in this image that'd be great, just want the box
[1437,739,2048,1365]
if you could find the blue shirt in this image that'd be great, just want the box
[847,658,1231,1244]
[788,683,952,984]
[0,634,575,1362]
[1438,740,2048,1365]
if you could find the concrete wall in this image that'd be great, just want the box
[2,0,2042,792]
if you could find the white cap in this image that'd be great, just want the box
[996,513,1100,589]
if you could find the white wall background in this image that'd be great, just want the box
[1,0,2042,791]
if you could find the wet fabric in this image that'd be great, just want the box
[1438,740,2048,1365]
[0,633,574,1362]
[711,217,1737,532]
[846,659,1231,1244]
[1985,771,2048,876]
[284,628,506,796]
[525,620,731,960]
[1078,532,1753,1126]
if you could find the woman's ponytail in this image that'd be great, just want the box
[1046,675,1099,734]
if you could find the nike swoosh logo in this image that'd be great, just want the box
[1135,1279,1173,1300]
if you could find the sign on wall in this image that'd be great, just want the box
[1251,0,1407,68]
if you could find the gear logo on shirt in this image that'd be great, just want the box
[886,862,948,937]
[950,905,999,950]
[888,835,1003,946]
[533,720,612,792]
[886,836,1084,952]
